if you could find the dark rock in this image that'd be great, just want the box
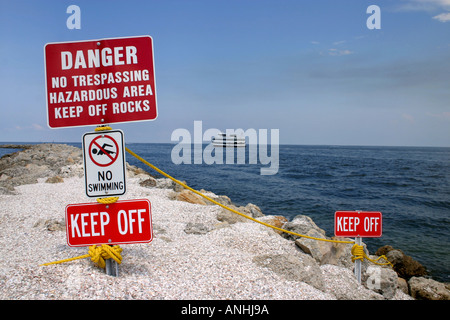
[45,176,64,183]
[184,222,210,235]
[375,245,427,279]
[139,177,157,187]
[34,219,65,231]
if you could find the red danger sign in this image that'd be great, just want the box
[44,35,157,128]
[334,211,382,238]
[65,199,153,247]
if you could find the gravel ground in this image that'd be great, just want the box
[0,175,412,300]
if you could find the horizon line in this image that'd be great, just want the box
[1,141,449,149]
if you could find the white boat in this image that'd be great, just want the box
[212,133,245,147]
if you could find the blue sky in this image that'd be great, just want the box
[0,0,449,146]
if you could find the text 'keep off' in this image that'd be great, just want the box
[334,211,382,238]
[65,199,153,247]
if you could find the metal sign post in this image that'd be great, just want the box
[105,256,119,277]
[334,210,383,284]
[354,237,362,284]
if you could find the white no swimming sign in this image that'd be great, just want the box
[83,129,126,197]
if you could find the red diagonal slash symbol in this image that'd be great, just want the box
[93,140,115,162]
[89,135,119,167]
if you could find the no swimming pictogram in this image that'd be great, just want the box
[89,135,119,167]
[83,130,126,197]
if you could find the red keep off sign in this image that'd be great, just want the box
[334,211,382,238]
[44,35,157,128]
[65,199,153,247]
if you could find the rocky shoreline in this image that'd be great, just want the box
[1,143,449,300]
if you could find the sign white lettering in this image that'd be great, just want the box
[65,199,153,247]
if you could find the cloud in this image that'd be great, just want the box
[426,111,450,119]
[14,123,45,131]
[396,0,450,12]
[402,113,415,123]
[395,0,450,23]
[325,48,353,56]
[433,12,450,21]
[32,123,44,130]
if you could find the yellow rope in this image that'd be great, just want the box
[125,147,354,244]
[41,130,391,269]
[351,244,393,267]
[125,147,393,267]
[95,125,113,131]
[97,197,119,204]
[41,244,123,268]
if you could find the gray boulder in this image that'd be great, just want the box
[0,144,83,194]
[294,229,333,264]
[217,203,264,224]
[320,264,384,300]
[284,215,354,268]
[408,276,450,300]
[281,215,326,241]
[362,265,399,299]
[253,253,325,291]
[319,238,354,268]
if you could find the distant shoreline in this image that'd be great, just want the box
[0,142,449,149]
[0,144,33,149]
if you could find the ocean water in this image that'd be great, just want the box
[1,143,449,282]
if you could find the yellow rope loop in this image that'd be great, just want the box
[351,244,393,267]
[96,196,119,204]
[103,244,123,263]
[88,244,123,269]
[41,245,123,268]
[351,244,365,263]
[88,245,106,268]
[95,125,113,131]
